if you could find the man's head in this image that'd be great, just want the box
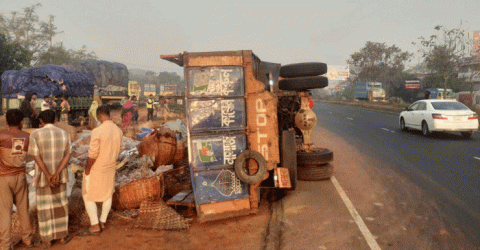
[132,96,137,101]
[44,95,51,102]
[149,94,153,98]
[6,109,24,128]
[96,105,110,123]
[38,110,56,125]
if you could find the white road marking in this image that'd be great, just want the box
[474,157,480,161]
[331,176,381,250]
[381,128,395,133]
[346,117,354,120]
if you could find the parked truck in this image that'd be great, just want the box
[355,82,386,101]
[64,59,130,108]
[1,65,94,125]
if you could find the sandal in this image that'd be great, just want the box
[58,234,73,244]
[76,228,101,237]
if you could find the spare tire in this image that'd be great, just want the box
[297,148,333,165]
[234,150,267,185]
[280,62,328,78]
[278,76,328,91]
[297,163,334,181]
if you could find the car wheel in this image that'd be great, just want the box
[278,76,328,91]
[297,148,333,165]
[461,132,472,139]
[400,117,408,131]
[297,163,334,181]
[280,62,328,78]
[422,121,430,137]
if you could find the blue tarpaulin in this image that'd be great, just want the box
[1,65,94,98]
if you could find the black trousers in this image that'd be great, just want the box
[147,108,154,121]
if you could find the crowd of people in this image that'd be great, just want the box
[0,106,123,249]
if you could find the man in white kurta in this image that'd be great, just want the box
[80,106,122,235]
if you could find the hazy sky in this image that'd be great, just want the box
[3,0,480,75]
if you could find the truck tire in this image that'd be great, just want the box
[280,62,327,78]
[298,163,334,181]
[281,130,297,190]
[234,150,267,185]
[297,148,333,165]
[278,76,328,91]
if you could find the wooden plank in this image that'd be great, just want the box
[167,189,195,207]
[183,192,195,204]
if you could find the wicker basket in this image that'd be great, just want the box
[112,175,165,210]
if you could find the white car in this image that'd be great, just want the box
[399,99,479,138]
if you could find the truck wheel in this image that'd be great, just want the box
[278,76,328,91]
[297,148,333,165]
[280,62,327,78]
[281,130,297,190]
[297,163,334,181]
[234,150,267,185]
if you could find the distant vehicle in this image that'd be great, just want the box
[427,88,456,100]
[399,99,479,138]
[355,82,386,101]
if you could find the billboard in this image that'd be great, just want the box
[326,65,349,81]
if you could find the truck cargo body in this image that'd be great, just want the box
[64,59,129,107]
[1,65,94,125]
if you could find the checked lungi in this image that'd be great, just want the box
[36,184,68,242]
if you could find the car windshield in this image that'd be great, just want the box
[430,101,469,110]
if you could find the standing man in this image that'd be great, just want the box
[146,94,154,121]
[80,106,122,235]
[0,109,33,250]
[29,110,72,247]
[41,95,56,111]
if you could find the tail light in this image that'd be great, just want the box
[468,114,479,120]
[432,113,448,120]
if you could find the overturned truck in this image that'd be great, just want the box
[161,50,333,222]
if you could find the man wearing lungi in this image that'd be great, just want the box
[79,105,122,235]
[29,110,72,247]
[0,109,33,250]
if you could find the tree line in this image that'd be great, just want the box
[344,21,480,101]
[0,3,183,95]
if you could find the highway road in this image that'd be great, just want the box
[314,102,480,246]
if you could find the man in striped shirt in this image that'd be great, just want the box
[28,110,72,247]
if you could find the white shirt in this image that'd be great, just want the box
[41,100,51,111]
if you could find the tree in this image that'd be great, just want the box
[415,22,474,94]
[36,43,97,66]
[0,4,95,66]
[0,33,30,113]
[348,41,413,83]
[0,33,30,74]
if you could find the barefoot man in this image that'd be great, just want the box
[29,110,72,247]
[80,105,122,235]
